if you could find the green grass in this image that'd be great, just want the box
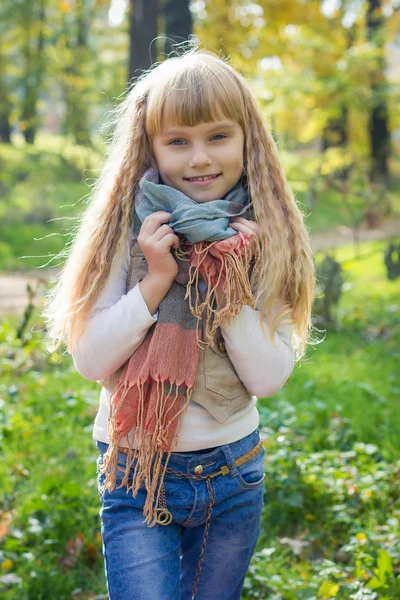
[243,241,400,598]
[0,137,102,271]
[288,241,400,458]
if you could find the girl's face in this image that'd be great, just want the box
[151,117,245,203]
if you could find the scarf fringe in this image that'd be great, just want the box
[183,233,261,348]
[99,379,192,527]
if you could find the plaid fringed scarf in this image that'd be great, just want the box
[99,168,260,526]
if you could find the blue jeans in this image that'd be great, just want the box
[96,428,265,600]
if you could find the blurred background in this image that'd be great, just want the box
[1,1,400,598]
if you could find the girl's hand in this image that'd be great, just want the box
[138,211,180,282]
[230,217,260,258]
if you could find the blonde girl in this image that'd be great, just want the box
[45,46,315,600]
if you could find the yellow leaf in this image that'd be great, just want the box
[1,559,14,571]
[318,579,340,597]
[60,0,71,14]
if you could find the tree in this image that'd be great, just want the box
[128,0,159,83]
[58,0,96,146]
[0,55,12,143]
[0,3,13,143]
[19,0,46,144]
[366,0,391,182]
[164,0,192,57]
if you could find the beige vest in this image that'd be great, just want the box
[101,239,253,423]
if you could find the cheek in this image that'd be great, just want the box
[152,143,173,171]
[224,144,244,170]
[158,152,183,177]
[228,152,244,177]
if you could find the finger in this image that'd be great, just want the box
[232,216,258,226]
[230,222,254,236]
[157,232,180,250]
[152,223,174,242]
[140,211,172,235]
[231,217,258,233]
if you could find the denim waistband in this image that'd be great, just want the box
[185,446,218,454]
[96,428,261,475]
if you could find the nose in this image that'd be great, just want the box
[189,144,212,168]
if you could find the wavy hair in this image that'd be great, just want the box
[44,46,316,362]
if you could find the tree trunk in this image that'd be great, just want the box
[0,72,12,143]
[21,0,45,144]
[129,0,159,83]
[0,39,12,143]
[72,0,90,145]
[321,107,348,151]
[60,0,92,146]
[321,26,354,151]
[0,113,11,143]
[164,0,192,57]
[366,0,391,182]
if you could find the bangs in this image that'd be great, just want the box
[145,57,246,137]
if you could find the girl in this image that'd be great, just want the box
[45,47,315,600]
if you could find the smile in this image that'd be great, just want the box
[184,174,221,183]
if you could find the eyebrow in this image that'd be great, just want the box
[161,122,237,137]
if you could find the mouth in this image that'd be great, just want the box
[184,173,222,186]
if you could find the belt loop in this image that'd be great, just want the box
[221,445,239,477]
[222,431,261,477]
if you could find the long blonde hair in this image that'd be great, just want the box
[44,47,316,361]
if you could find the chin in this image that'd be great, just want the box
[192,188,227,203]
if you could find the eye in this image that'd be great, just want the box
[212,134,227,140]
[168,139,186,146]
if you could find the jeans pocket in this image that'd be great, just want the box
[235,444,265,490]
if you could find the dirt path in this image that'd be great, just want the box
[309,217,400,253]
[0,269,58,316]
[1,218,399,317]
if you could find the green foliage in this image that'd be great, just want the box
[241,241,400,599]
[0,136,103,270]
[0,321,105,599]
[195,0,400,159]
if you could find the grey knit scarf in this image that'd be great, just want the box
[133,168,254,242]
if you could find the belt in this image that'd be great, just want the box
[207,439,263,478]
[117,439,263,479]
